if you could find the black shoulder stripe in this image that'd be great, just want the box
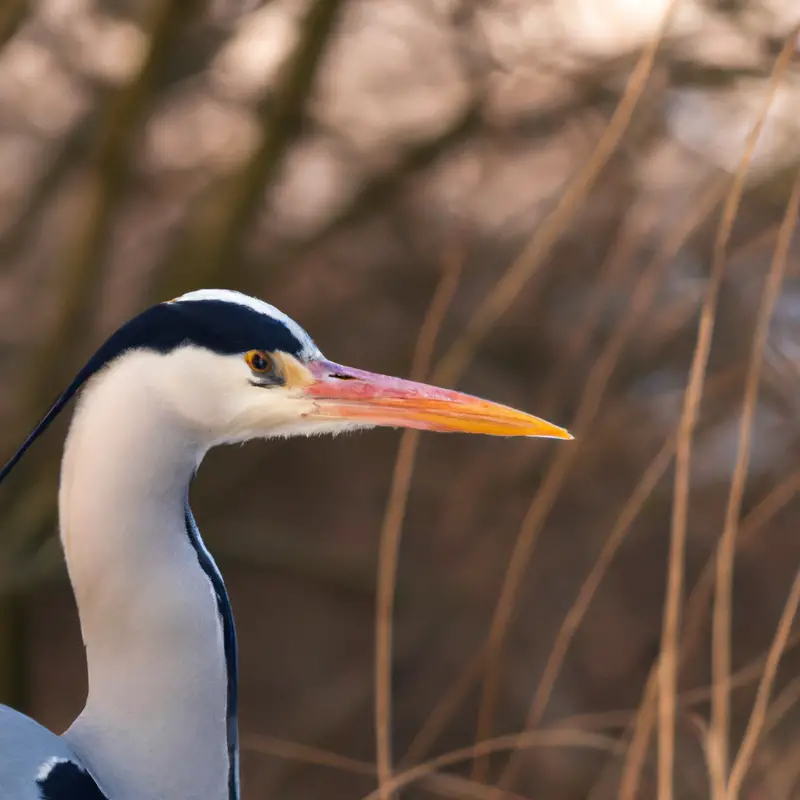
[184,503,239,800]
[36,759,107,800]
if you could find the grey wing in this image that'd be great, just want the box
[0,705,107,799]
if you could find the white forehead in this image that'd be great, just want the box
[171,288,321,359]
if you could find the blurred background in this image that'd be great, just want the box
[2,0,800,798]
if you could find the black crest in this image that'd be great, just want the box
[0,298,313,486]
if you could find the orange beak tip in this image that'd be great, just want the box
[521,422,574,441]
[539,429,574,441]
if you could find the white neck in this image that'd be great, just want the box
[58,360,238,800]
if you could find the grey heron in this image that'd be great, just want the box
[0,289,571,799]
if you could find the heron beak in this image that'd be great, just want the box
[301,359,573,439]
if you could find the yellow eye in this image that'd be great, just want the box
[245,350,274,374]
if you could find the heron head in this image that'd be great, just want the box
[0,290,571,484]
[136,290,573,445]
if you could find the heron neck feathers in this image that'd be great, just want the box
[57,362,236,800]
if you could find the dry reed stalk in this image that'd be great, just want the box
[297,320,800,800]
[242,734,375,777]
[535,206,655,416]
[463,4,681,780]
[400,644,487,767]
[431,3,680,393]
[727,568,800,798]
[588,465,800,798]
[474,180,719,795]
[652,39,790,800]
[364,728,622,800]
[392,174,725,789]
[536,626,800,746]
[761,674,800,739]
[722,163,800,799]
[374,242,465,799]
[709,177,799,800]
[243,734,528,799]
[671,466,800,688]
[619,32,799,800]
[492,173,728,794]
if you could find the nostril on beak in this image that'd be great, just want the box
[329,373,357,381]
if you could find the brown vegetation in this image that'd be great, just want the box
[2,1,800,797]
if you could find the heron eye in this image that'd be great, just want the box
[245,350,274,374]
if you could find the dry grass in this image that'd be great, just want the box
[466,5,682,782]
[708,40,800,797]
[371,23,800,800]
[614,32,800,800]
[306,21,800,800]
[722,163,800,800]
[374,240,465,798]
[244,728,620,799]
[4,3,800,799]
[492,173,730,795]
[371,13,688,787]
[246,619,800,795]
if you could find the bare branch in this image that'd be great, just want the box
[0,0,27,49]
[154,0,350,299]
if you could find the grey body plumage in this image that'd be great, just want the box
[0,706,106,799]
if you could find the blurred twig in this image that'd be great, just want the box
[534,204,654,416]
[400,643,487,768]
[374,239,465,799]
[392,142,725,796]
[544,626,800,738]
[2,0,199,466]
[762,674,800,740]
[657,32,796,800]
[722,163,800,800]
[587,463,800,799]
[0,25,234,268]
[247,98,484,287]
[0,0,27,47]
[361,728,622,800]
[432,0,680,392]
[399,360,737,782]
[0,0,199,526]
[490,175,728,794]
[415,9,684,772]
[463,4,681,768]
[243,734,530,800]
[669,59,780,88]
[506,437,675,776]
[155,0,349,299]
[243,733,374,777]
[728,565,800,798]
[0,0,199,710]
[0,112,94,265]
[26,0,200,401]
